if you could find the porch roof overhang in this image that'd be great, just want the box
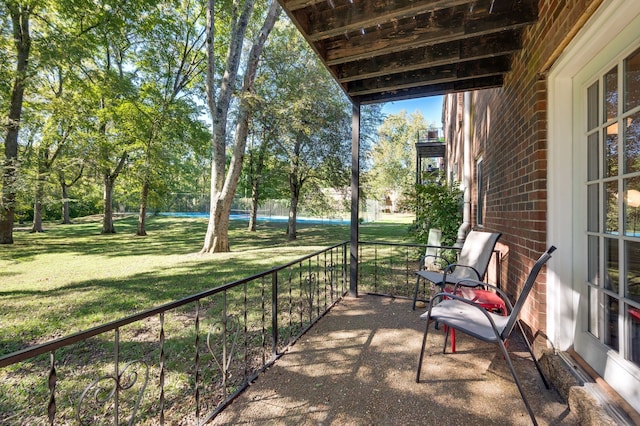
[277,0,539,105]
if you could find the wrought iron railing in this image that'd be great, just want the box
[0,242,347,425]
[357,241,500,301]
[0,240,499,424]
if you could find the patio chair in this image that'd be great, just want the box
[420,228,446,271]
[416,246,556,426]
[412,230,501,310]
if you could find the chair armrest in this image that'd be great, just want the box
[442,264,481,281]
[419,254,449,270]
[452,278,486,288]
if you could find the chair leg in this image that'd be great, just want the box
[497,338,539,426]
[442,326,449,353]
[516,320,550,389]
[416,316,432,382]
[412,276,421,310]
[442,326,456,353]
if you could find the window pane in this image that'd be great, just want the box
[605,181,618,234]
[588,236,599,286]
[605,125,619,177]
[605,295,619,351]
[629,307,640,365]
[624,177,640,236]
[627,241,640,303]
[624,112,640,173]
[588,132,599,180]
[605,66,618,122]
[605,237,619,292]
[624,47,640,112]
[588,81,599,130]
[588,184,599,232]
[588,286,599,337]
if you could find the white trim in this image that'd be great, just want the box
[547,0,640,412]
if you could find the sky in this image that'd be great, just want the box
[380,96,444,127]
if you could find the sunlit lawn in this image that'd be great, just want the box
[0,213,416,423]
[0,213,415,356]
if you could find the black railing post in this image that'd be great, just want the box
[350,102,360,297]
[272,270,278,356]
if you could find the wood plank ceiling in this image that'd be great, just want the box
[278,0,539,104]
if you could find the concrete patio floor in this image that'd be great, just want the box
[212,294,578,425]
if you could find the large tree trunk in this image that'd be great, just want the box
[1,4,31,244]
[201,0,280,253]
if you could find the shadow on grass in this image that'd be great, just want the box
[0,215,410,355]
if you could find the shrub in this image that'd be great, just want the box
[409,172,462,247]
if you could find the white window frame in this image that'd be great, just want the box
[548,0,640,412]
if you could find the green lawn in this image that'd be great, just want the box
[0,213,415,356]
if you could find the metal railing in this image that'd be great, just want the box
[357,241,455,300]
[0,240,499,424]
[0,242,347,425]
[357,241,501,301]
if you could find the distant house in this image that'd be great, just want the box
[442,0,640,414]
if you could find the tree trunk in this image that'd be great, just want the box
[60,181,71,224]
[201,0,280,253]
[31,171,45,233]
[202,196,232,252]
[248,132,269,232]
[102,174,116,234]
[287,174,300,241]
[58,164,83,224]
[137,179,149,236]
[1,4,31,244]
[248,180,260,231]
[101,151,127,234]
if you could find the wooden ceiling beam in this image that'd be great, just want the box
[345,56,511,96]
[335,30,522,82]
[354,75,505,104]
[322,4,537,65]
[302,0,471,42]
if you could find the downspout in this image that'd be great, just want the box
[456,92,472,246]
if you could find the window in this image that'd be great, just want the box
[586,46,640,366]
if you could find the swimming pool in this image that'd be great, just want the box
[158,212,351,225]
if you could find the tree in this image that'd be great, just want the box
[368,111,429,213]
[1,0,32,243]
[260,24,351,240]
[201,0,280,253]
[128,0,209,236]
[242,115,285,231]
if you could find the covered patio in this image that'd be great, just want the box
[213,295,576,425]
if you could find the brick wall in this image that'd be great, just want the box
[445,0,603,333]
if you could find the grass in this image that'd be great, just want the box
[0,213,416,423]
[0,213,415,356]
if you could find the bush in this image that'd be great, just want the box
[409,173,462,247]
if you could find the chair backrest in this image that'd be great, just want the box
[502,246,557,339]
[423,228,442,270]
[451,230,502,280]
